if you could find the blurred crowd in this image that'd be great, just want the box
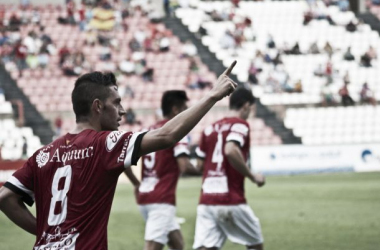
[194,0,378,107]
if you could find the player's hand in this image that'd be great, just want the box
[210,61,238,101]
[252,173,265,187]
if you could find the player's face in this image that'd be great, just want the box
[99,86,126,131]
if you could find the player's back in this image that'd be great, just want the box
[196,117,251,205]
[7,129,142,249]
[138,120,190,206]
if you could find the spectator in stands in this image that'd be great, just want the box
[265,74,281,93]
[123,85,135,99]
[187,74,212,90]
[159,34,170,52]
[85,28,97,46]
[325,59,333,76]
[288,42,302,55]
[360,82,376,106]
[0,31,9,46]
[125,108,138,125]
[343,71,350,84]
[267,34,276,48]
[220,30,236,49]
[314,64,325,77]
[321,82,336,106]
[39,26,52,45]
[339,83,355,106]
[9,12,22,29]
[338,0,350,11]
[248,61,260,85]
[309,41,320,54]
[367,46,377,59]
[99,45,112,61]
[59,44,71,66]
[303,11,313,25]
[1,43,13,64]
[67,0,76,25]
[78,1,87,31]
[324,42,333,57]
[181,40,197,58]
[346,20,356,32]
[31,7,41,25]
[189,57,199,72]
[343,46,355,61]
[119,57,136,75]
[293,79,303,93]
[26,53,39,69]
[54,116,62,136]
[129,37,141,52]
[14,40,28,77]
[272,52,283,67]
[134,28,147,45]
[360,52,372,67]
[141,65,154,82]
[21,137,28,160]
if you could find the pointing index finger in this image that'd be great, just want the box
[223,60,237,76]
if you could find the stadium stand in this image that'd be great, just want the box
[175,0,380,106]
[0,1,283,149]
[285,105,380,145]
[0,93,42,160]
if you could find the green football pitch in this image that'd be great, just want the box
[1,172,380,250]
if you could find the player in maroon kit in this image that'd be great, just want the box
[125,90,200,250]
[193,87,266,250]
[0,61,237,249]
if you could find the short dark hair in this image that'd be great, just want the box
[161,90,189,117]
[229,87,255,110]
[72,72,117,122]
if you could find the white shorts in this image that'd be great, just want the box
[193,204,263,249]
[139,204,180,245]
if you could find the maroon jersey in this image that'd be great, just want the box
[4,129,145,250]
[137,120,190,206]
[196,117,250,205]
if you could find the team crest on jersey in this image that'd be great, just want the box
[36,149,50,168]
[106,131,127,152]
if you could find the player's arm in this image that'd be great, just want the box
[0,186,36,235]
[196,158,205,173]
[123,168,140,202]
[138,61,237,156]
[124,167,140,187]
[177,156,201,175]
[224,142,265,187]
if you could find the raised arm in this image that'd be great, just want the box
[0,186,36,235]
[138,61,237,156]
[224,142,265,187]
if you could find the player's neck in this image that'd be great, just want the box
[226,110,245,120]
[71,121,100,134]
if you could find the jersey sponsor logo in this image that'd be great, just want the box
[117,136,131,163]
[49,147,94,164]
[106,131,127,152]
[35,226,79,250]
[36,149,50,168]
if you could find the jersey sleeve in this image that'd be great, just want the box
[226,122,250,148]
[98,130,147,171]
[3,157,35,206]
[195,129,207,159]
[173,135,190,158]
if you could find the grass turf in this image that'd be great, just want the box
[0,172,379,250]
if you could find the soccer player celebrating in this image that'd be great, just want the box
[193,87,265,250]
[0,61,237,249]
[125,90,200,250]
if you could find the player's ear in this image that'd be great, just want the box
[92,99,103,114]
